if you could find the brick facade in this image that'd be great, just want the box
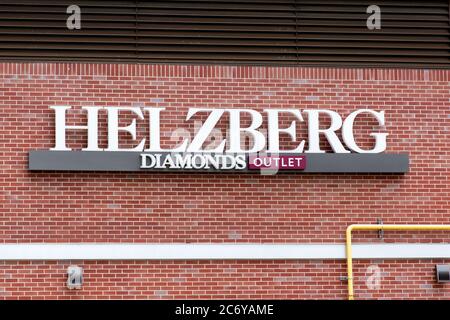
[0,63,449,299]
[0,260,449,299]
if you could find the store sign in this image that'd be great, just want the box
[248,155,306,170]
[28,107,409,173]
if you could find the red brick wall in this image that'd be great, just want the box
[0,63,449,299]
[0,260,448,300]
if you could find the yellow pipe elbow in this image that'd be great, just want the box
[345,224,450,300]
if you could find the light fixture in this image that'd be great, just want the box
[436,265,450,283]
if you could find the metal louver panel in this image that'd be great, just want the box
[0,0,448,68]
[296,0,450,67]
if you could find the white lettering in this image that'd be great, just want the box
[304,109,349,153]
[228,109,265,153]
[50,106,388,155]
[186,108,226,153]
[144,107,188,152]
[265,109,305,153]
[342,109,388,153]
[105,107,145,152]
[51,106,101,151]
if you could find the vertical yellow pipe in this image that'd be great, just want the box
[345,224,450,300]
[346,225,355,300]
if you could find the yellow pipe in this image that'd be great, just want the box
[346,224,450,300]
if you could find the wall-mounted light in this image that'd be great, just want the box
[436,265,450,283]
[67,265,83,289]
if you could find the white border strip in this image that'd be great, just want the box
[0,244,449,260]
